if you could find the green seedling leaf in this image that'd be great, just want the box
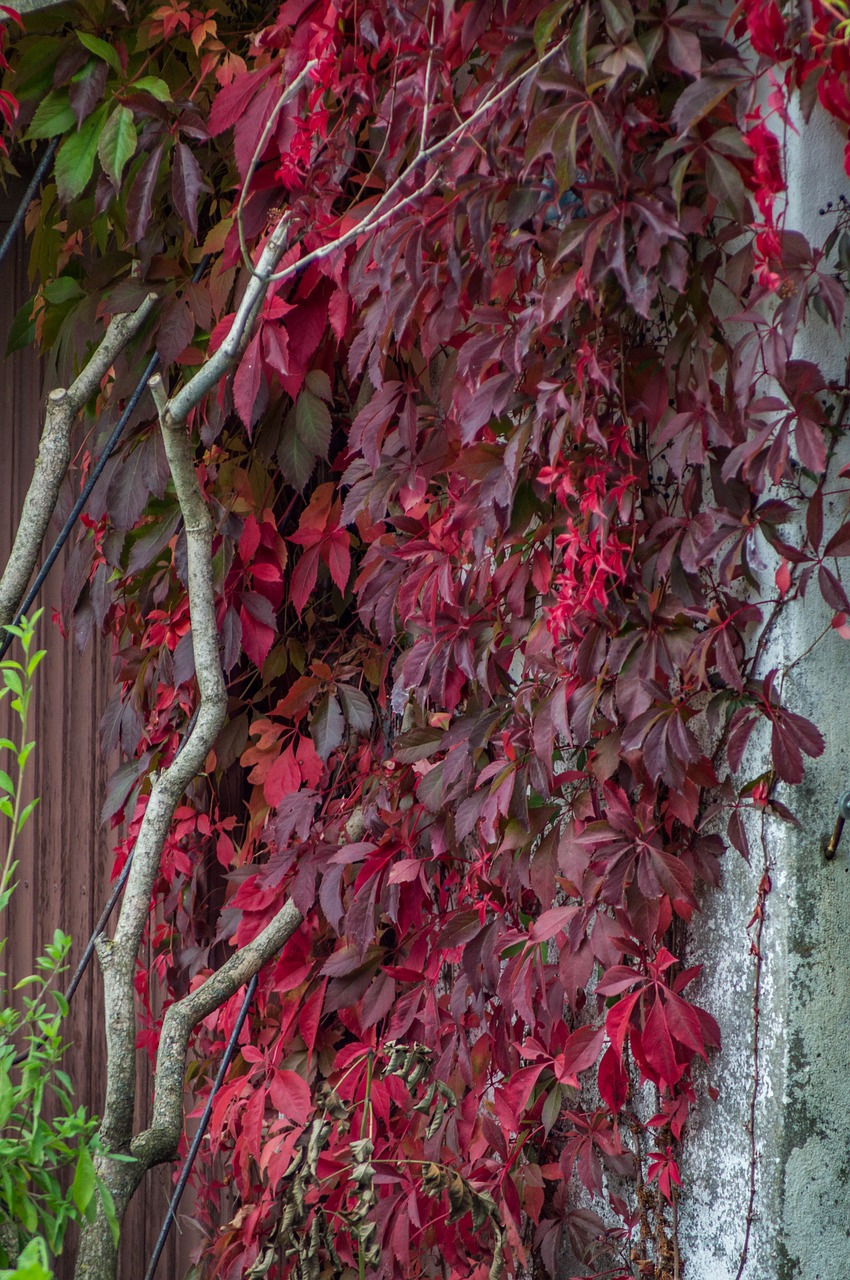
[96,1178,121,1245]
[18,799,41,832]
[0,1233,51,1279]
[0,771,13,795]
[27,651,46,677]
[0,1068,12,1127]
[0,798,14,820]
[2,670,21,696]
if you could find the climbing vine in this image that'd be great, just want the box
[4,2,850,1278]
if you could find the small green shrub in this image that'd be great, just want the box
[0,614,103,1276]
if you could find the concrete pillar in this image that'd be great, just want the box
[680,107,850,1280]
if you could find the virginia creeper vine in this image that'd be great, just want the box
[3,2,850,1278]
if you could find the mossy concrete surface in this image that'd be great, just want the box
[680,106,850,1280]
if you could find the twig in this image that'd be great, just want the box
[235,60,319,276]
[239,32,569,289]
[734,812,770,1280]
[420,17,436,157]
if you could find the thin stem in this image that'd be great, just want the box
[0,677,30,915]
[235,60,319,276]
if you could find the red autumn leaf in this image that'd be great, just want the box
[558,1025,605,1079]
[233,332,265,432]
[605,991,641,1056]
[598,1046,629,1112]
[126,140,163,243]
[641,997,685,1090]
[172,139,204,238]
[325,529,351,593]
[263,746,301,809]
[290,544,322,616]
[268,1069,312,1121]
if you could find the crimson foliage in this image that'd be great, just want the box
[6,1,850,1277]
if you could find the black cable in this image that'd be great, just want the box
[62,850,135,1005]
[0,138,59,269]
[143,973,259,1280]
[0,253,211,660]
[8,704,203,1069]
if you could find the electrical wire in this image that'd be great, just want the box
[143,973,259,1280]
[0,253,211,660]
[0,138,59,268]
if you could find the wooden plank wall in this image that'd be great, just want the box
[0,181,199,1279]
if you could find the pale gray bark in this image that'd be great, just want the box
[0,294,157,631]
[74,362,305,1279]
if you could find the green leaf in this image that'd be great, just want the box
[0,772,13,796]
[77,31,122,75]
[133,75,172,102]
[43,278,86,310]
[277,417,317,491]
[72,1147,96,1214]
[304,368,333,401]
[51,992,69,1018]
[541,1082,564,1136]
[54,104,108,202]
[310,693,345,761]
[1,670,21,697]
[18,742,35,768]
[0,1068,11,1127]
[26,91,75,140]
[17,799,40,833]
[17,1194,37,1235]
[0,739,15,753]
[26,652,46,679]
[1,1233,51,1279]
[294,389,332,457]
[534,0,571,55]
[98,104,137,188]
[96,1178,121,1246]
[567,3,589,82]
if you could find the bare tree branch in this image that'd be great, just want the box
[0,293,157,631]
[132,898,303,1168]
[94,373,227,1154]
[77,371,229,1280]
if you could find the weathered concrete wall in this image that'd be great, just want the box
[680,107,850,1280]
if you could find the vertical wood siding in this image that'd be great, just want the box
[0,184,199,1279]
